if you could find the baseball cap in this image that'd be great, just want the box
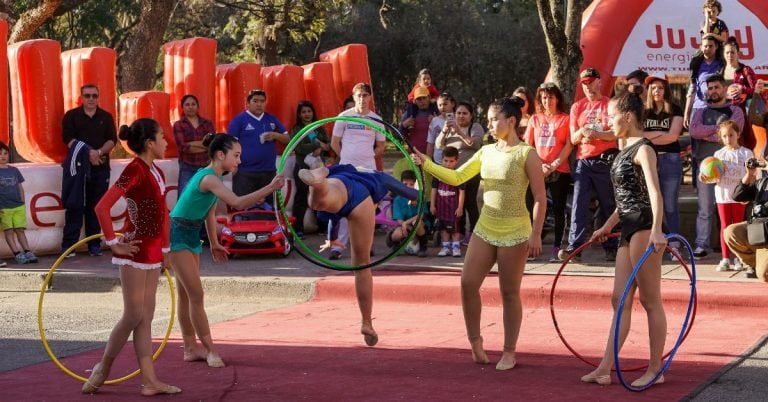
[579,68,601,84]
[644,75,668,85]
[413,86,430,99]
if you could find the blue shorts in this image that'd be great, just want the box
[329,165,389,218]
[170,217,204,254]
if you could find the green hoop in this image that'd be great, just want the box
[276,116,425,271]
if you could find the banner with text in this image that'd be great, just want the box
[613,1,768,76]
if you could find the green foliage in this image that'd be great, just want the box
[8,0,35,14]
[164,0,235,64]
[39,0,141,51]
[318,0,547,123]
[212,0,346,65]
[7,0,549,122]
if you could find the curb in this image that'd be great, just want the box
[3,262,763,313]
[2,270,317,303]
[313,271,768,316]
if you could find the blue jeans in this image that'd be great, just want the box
[177,161,204,198]
[693,140,720,250]
[657,153,682,247]
[568,158,617,250]
[695,182,716,249]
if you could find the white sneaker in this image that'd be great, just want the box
[693,247,708,260]
[437,247,451,257]
[716,258,731,272]
[452,246,462,258]
[668,247,680,262]
[732,259,744,271]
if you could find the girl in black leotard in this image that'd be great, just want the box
[580,88,668,389]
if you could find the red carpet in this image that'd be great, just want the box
[2,272,766,401]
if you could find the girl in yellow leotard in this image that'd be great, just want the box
[412,97,547,371]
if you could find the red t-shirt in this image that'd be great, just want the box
[570,97,616,159]
[525,113,571,173]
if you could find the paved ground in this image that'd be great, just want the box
[0,235,765,400]
[1,158,764,400]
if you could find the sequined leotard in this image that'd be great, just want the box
[423,142,534,247]
[610,138,657,243]
[95,158,169,269]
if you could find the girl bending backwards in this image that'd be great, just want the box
[581,88,667,388]
[169,133,283,367]
[298,164,418,346]
[412,97,547,371]
[84,118,180,396]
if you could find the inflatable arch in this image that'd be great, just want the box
[578,0,768,98]
[578,0,768,156]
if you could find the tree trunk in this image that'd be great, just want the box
[8,0,62,44]
[120,0,176,92]
[252,17,280,66]
[253,24,280,66]
[536,0,590,104]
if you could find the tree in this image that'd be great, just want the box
[43,1,141,51]
[6,0,62,44]
[4,0,173,92]
[321,0,547,122]
[214,0,345,66]
[119,0,176,91]
[534,0,591,102]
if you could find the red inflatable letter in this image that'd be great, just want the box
[163,38,217,125]
[119,91,176,157]
[215,63,262,133]
[8,39,66,163]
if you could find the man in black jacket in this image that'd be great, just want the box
[61,84,117,257]
[724,160,768,281]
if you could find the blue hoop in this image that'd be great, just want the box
[613,233,697,392]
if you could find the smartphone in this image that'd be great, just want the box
[446,112,455,123]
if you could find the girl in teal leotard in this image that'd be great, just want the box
[169,133,283,368]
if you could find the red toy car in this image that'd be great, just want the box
[218,210,294,257]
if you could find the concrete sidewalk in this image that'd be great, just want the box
[0,239,757,294]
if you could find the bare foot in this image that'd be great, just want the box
[495,352,516,371]
[140,382,182,396]
[298,167,329,186]
[468,337,490,364]
[580,369,611,385]
[81,362,107,394]
[361,324,379,347]
[631,371,664,388]
[183,348,207,362]
[206,352,226,368]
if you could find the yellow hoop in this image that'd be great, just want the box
[37,233,176,384]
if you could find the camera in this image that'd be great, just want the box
[746,158,767,169]
[753,204,768,218]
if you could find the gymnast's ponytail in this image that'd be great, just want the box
[613,86,646,125]
[204,133,239,159]
[490,97,525,128]
[118,118,160,155]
